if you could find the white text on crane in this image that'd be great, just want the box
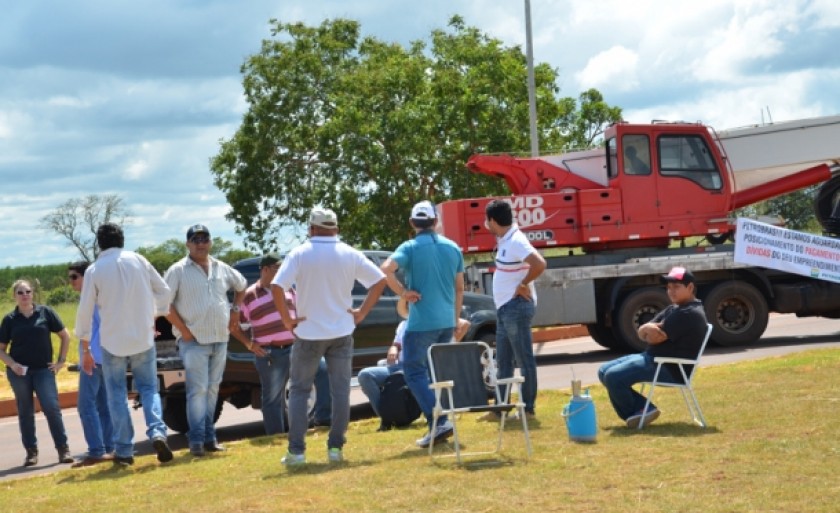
[505,196,545,228]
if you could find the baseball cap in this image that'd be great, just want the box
[309,208,338,229]
[186,224,210,240]
[410,200,436,220]
[661,266,695,285]
[259,253,281,268]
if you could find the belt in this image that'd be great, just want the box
[262,340,294,348]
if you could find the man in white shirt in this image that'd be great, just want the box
[76,223,173,466]
[272,208,386,466]
[164,224,247,457]
[484,200,546,419]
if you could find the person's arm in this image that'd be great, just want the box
[49,328,71,373]
[453,271,471,340]
[166,305,195,342]
[0,341,25,376]
[229,288,247,333]
[350,278,387,325]
[515,251,547,301]
[80,338,95,375]
[638,322,667,345]
[380,258,420,303]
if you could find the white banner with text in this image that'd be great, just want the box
[734,218,840,283]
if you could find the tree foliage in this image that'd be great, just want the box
[39,194,131,261]
[738,186,821,232]
[211,16,622,251]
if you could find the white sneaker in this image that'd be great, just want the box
[281,452,306,466]
[415,421,454,448]
[327,447,343,463]
[626,407,660,428]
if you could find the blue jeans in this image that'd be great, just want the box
[179,339,227,446]
[287,336,352,455]
[357,363,403,417]
[7,367,68,449]
[402,328,454,426]
[598,352,675,420]
[77,364,115,457]
[254,345,292,435]
[496,296,538,413]
[102,346,167,458]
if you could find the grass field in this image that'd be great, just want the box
[1,348,838,512]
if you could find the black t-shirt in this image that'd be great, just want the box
[0,305,65,369]
[647,299,707,381]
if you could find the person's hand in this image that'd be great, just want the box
[10,362,26,376]
[250,343,267,357]
[348,308,366,325]
[403,290,421,303]
[180,328,196,342]
[48,360,65,374]
[82,351,95,376]
[386,345,400,365]
[454,318,472,342]
[282,316,304,332]
[514,282,534,301]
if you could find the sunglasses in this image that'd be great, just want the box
[16,290,32,296]
[68,273,81,281]
[190,236,211,244]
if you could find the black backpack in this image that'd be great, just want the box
[377,371,422,431]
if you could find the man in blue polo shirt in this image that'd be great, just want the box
[381,200,470,448]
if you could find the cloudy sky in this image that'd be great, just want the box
[1,0,838,266]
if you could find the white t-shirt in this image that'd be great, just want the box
[492,226,539,309]
[272,236,385,340]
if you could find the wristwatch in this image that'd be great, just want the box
[231,305,241,313]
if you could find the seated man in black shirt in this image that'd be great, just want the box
[598,266,708,428]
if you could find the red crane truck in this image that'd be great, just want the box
[438,115,840,351]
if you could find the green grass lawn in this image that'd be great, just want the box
[1,348,838,512]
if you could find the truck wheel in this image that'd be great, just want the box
[613,287,670,352]
[162,395,189,434]
[162,395,224,434]
[478,330,497,347]
[586,323,621,350]
[704,281,768,346]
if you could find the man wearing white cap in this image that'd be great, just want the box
[380,200,470,448]
[272,207,386,466]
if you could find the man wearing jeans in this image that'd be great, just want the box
[272,208,386,466]
[484,199,546,420]
[381,200,470,448]
[75,223,173,466]
[165,224,247,457]
[68,261,114,467]
[598,266,707,428]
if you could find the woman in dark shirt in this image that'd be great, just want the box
[0,279,74,467]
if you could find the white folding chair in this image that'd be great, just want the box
[638,323,713,429]
[427,341,532,463]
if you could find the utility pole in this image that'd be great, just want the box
[525,0,539,156]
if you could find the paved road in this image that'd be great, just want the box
[2,313,838,481]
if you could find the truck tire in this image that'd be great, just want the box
[613,287,670,352]
[704,281,769,346]
[586,323,621,350]
[162,395,224,434]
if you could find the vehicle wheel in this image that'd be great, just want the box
[705,232,732,245]
[162,394,224,434]
[815,175,840,236]
[162,395,189,434]
[704,281,768,346]
[613,287,670,352]
[586,323,621,350]
[478,330,496,347]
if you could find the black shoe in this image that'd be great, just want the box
[113,455,135,466]
[308,417,331,429]
[203,441,226,453]
[24,448,38,467]
[189,444,206,457]
[152,438,173,463]
[57,446,74,464]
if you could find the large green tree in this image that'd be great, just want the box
[211,16,622,250]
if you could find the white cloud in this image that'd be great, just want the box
[576,46,639,91]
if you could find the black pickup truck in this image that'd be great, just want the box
[135,250,498,433]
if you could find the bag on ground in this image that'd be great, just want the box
[377,371,422,430]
